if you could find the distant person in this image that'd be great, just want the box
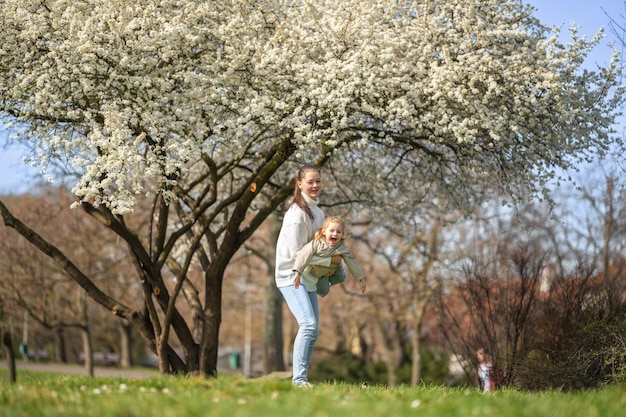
[475,347,496,392]
[292,215,366,297]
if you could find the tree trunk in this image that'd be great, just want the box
[199,309,220,376]
[79,290,94,376]
[410,301,427,386]
[199,267,223,376]
[81,326,94,377]
[348,318,363,356]
[410,319,422,386]
[54,327,67,363]
[263,285,285,373]
[2,330,17,383]
[374,321,403,387]
[283,316,296,372]
[0,296,16,382]
[119,320,132,368]
[263,213,284,374]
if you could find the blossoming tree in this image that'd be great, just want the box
[0,0,623,376]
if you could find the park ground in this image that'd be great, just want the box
[1,360,158,379]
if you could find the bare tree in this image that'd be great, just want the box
[574,174,626,309]
[435,202,551,388]
[437,177,626,389]
[330,207,457,386]
[246,213,286,374]
[0,188,136,374]
[0,295,17,383]
[528,173,626,389]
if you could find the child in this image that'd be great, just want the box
[476,347,496,392]
[292,216,366,297]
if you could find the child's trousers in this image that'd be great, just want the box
[316,267,346,297]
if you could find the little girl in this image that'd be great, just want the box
[292,216,366,296]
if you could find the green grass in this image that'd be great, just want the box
[1,369,626,417]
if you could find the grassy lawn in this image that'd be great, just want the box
[1,368,625,417]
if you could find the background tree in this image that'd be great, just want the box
[607,2,626,50]
[0,0,623,377]
[0,188,137,373]
[527,174,626,389]
[436,202,548,388]
[351,210,454,386]
[0,294,17,383]
[437,177,626,390]
[243,212,286,374]
[574,174,626,311]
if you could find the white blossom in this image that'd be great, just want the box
[0,0,622,213]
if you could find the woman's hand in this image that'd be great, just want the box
[293,271,302,289]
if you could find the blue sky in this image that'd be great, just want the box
[0,0,623,194]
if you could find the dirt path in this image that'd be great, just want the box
[2,360,158,379]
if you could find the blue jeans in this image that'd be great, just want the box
[279,285,319,385]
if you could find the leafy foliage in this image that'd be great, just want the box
[1,0,622,213]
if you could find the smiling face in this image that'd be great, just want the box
[323,221,344,246]
[297,169,322,200]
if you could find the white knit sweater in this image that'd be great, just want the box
[274,194,330,289]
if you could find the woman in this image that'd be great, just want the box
[275,164,335,387]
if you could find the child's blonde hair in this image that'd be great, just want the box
[314,216,345,241]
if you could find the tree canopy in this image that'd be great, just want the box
[0,0,623,376]
[2,0,622,212]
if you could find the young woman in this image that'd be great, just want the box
[275,164,337,387]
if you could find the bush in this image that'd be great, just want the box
[311,352,389,385]
[520,312,626,390]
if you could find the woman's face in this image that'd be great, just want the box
[298,170,322,200]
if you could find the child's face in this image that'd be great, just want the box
[324,221,343,246]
